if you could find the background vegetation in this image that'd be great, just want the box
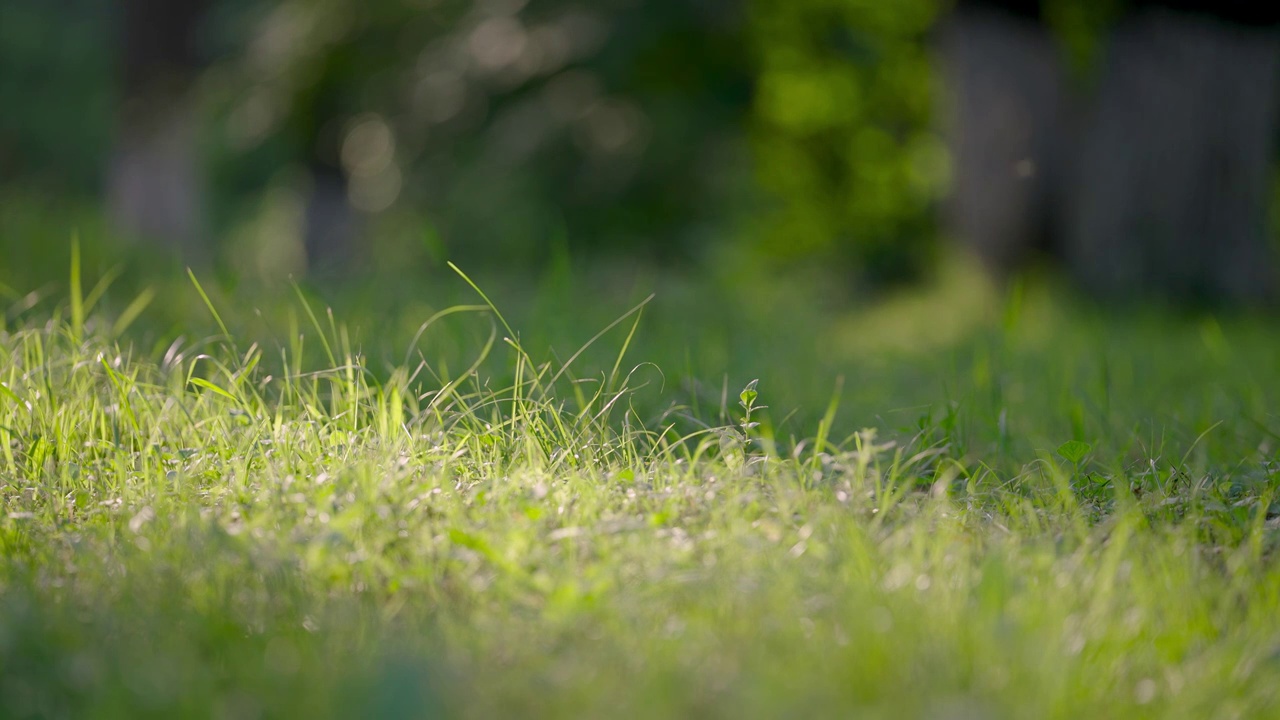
[1,0,1135,286]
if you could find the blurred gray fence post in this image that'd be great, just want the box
[1066,8,1280,304]
[939,1,1069,278]
[108,0,211,265]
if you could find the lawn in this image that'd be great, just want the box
[1,256,1279,719]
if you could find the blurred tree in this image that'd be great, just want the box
[6,0,1275,302]
[206,0,752,274]
[108,0,213,264]
[0,0,112,193]
[747,0,948,286]
[937,0,1068,277]
[0,0,753,280]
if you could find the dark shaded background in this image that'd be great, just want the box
[1,0,1278,302]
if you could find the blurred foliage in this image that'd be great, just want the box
[748,0,947,284]
[0,0,1133,288]
[743,0,1125,285]
[202,0,751,264]
[0,0,113,192]
[1043,0,1123,79]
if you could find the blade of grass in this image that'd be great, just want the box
[69,234,83,341]
[111,287,156,338]
[290,282,336,368]
[547,293,654,390]
[188,269,231,343]
[83,265,124,318]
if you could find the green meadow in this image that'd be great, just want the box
[2,253,1278,719]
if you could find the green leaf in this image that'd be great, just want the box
[189,377,238,402]
[740,379,759,408]
[1056,440,1092,464]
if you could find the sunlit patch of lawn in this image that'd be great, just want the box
[1,264,1279,718]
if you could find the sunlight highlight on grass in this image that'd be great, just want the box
[0,275,1278,719]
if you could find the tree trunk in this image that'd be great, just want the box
[303,164,362,282]
[108,0,210,264]
[938,4,1071,277]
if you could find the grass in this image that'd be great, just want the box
[2,257,1280,719]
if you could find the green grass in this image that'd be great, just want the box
[2,260,1280,719]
